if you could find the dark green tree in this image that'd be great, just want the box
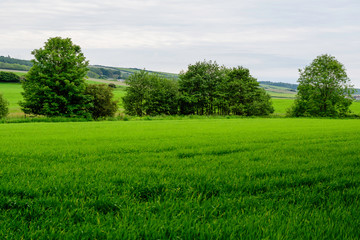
[179,60,224,115]
[224,67,274,116]
[143,76,179,116]
[85,84,119,119]
[0,93,9,119]
[122,70,179,116]
[288,54,354,117]
[20,37,91,117]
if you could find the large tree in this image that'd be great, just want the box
[20,37,91,117]
[288,54,354,117]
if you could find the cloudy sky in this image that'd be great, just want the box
[0,0,359,86]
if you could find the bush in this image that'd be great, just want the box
[108,83,117,88]
[85,84,119,119]
[0,71,21,83]
[0,93,9,119]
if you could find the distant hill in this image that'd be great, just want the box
[0,56,178,80]
[258,81,298,90]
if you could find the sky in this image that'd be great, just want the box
[0,0,359,86]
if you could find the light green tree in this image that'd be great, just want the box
[288,54,354,117]
[20,37,91,117]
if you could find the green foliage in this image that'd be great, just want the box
[0,119,360,238]
[0,93,9,118]
[123,70,179,116]
[288,54,354,117]
[20,37,91,117]
[179,61,274,116]
[85,84,119,119]
[0,71,21,83]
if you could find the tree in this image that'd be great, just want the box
[85,84,119,119]
[223,67,274,116]
[0,93,9,119]
[288,54,354,117]
[179,60,223,115]
[122,70,179,116]
[20,37,91,117]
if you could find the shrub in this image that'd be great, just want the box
[0,71,21,83]
[108,83,117,88]
[0,93,9,119]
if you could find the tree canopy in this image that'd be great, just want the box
[288,54,354,117]
[122,70,179,116]
[20,37,91,117]
[85,84,119,119]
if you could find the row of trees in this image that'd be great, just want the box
[123,61,274,116]
[2,36,354,119]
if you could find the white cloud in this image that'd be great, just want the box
[0,0,359,86]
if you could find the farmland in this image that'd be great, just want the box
[1,72,360,238]
[0,119,360,238]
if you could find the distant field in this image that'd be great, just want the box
[0,119,359,238]
[0,83,23,117]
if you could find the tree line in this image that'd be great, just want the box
[0,37,355,120]
[123,61,274,116]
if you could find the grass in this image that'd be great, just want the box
[271,98,360,116]
[0,118,359,238]
[0,83,23,117]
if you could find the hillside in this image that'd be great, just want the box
[0,56,178,80]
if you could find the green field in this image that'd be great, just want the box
[0,83,23,116]
[0,119,359,238]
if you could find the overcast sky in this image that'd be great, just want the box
[0,0,359,86]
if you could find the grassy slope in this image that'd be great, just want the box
[0,119,359,238]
